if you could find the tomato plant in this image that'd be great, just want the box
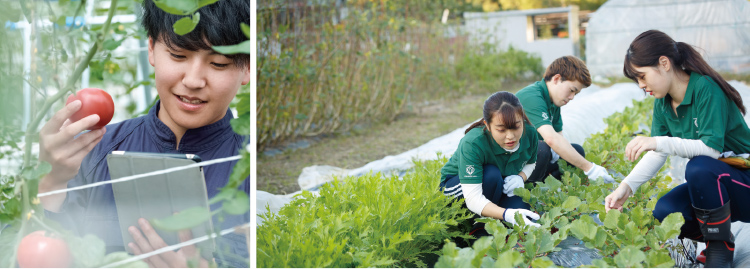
[17,231,72,268]
[66,88,115,130]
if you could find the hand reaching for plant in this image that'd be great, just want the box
[605,182,633,212]
[503,208,541,228]
[585,163,615,183]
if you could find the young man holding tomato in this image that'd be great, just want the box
[37,0,250,267]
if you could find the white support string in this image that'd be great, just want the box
[37,155,242,198]
[102,223,250,268]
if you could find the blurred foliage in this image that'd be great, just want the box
[257,0,543,151]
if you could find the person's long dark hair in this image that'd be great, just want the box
[623,30,745,115]
[465,91,531,134]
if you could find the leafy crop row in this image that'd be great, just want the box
[257,158,472,267]
[258,97,688,268]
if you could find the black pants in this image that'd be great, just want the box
[527,140,585,184]
[652,156,750,239]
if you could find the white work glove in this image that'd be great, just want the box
[503,208,541,228]
[550,148,560,164]
[585,163,615,183]
[503,175,524,197]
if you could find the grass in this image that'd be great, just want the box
[256,80,536,194]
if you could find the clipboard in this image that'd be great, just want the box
[107,151,214,260]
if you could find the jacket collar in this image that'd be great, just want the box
[147,100,236,152]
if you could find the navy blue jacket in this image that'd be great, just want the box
[46,100,249,266]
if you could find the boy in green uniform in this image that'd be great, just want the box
[440,91,541,238]
[516,56,614,183]
[605,30,750,267]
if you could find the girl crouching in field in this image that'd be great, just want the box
[440,91,541,237]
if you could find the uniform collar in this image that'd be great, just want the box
[147,100,236,152]
[662,72,698,118]
[680,71,701,106]
[537,80,556,108]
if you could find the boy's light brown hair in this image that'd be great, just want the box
[543,56,591,87]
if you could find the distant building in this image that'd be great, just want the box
[463,6,591,67]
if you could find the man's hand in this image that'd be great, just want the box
[128,218,209,268]
[503,208,541,228]
[584,163,615,183]
[604,183,633,212]
[38,100,106,211]
[625,136,657,161]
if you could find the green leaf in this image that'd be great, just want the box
[58,0,70,7]
[547,176,564,190]
[614,245,646,267]
[153,0,198,15]
[68,234,106,267]
[655,212,684,241]
[99,252,149,268]
[173,13,200,36]
[54,16,67,27]
[561,196,581,212]
[227,150,250,189]
[514,187,531,202]
[603,209,620,230]
[230,114,250,135]
[594,228,607,248]
[223,191,249,215]
[21,162,51,180]
[646,250,674,268]
[151,206,210,231]
[103,38,125,50]
[208,188,236,204]
[570,220,596,240]
[530,257,554,268]
[241,22,250,38]
[494,250,523,268]
[212,40,251,55]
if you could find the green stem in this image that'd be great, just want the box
[13,1,119,267]
[30,214,63,235]
[8,178,31,268]
[606,231,621,248]
[22,0,118,168]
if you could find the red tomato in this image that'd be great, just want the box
[65,88,115,130]
[17,230,72,268]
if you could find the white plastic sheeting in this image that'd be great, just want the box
[586,0,750,77]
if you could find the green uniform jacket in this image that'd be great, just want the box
[440,122,539,184]
[516,80,563,135]
[652,72,750,153]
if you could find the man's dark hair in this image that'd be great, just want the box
[141,0,250,68]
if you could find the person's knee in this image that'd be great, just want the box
[685,156,718,186]
[571,144,585,158]
[652,200,671,222]
[482,164,505,193]
[537,141,552,163]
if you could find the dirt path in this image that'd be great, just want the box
[257,81,533,195]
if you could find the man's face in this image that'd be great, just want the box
[548,74,584,107]
[147,38,250,131]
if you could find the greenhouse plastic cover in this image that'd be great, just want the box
[586,0,750,77]
[257,81,750,267]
